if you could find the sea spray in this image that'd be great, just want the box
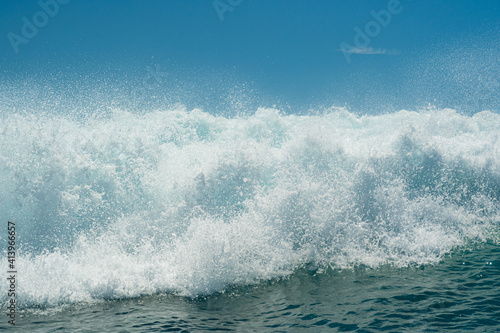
[1,107,499,308]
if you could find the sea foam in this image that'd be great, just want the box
[1,107,499,307]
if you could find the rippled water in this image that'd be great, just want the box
[9,242,499,332]
[2,108,499,331]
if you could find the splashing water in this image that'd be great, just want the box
[1,106,499,308]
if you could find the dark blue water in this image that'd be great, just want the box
[7,243,499,332]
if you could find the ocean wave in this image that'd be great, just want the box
[1,107,499,307]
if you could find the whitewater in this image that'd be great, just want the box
[1,106,499,311]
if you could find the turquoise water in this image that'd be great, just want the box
[9,243,500,332]
[1,108,499,331]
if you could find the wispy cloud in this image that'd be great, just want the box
[340,47,400,55]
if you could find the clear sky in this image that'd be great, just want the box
[0,0,499,115]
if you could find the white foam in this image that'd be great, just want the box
[1,107,499,307]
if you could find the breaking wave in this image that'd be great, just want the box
[1,107,499,308]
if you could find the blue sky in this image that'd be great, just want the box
[1,0,499,115]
